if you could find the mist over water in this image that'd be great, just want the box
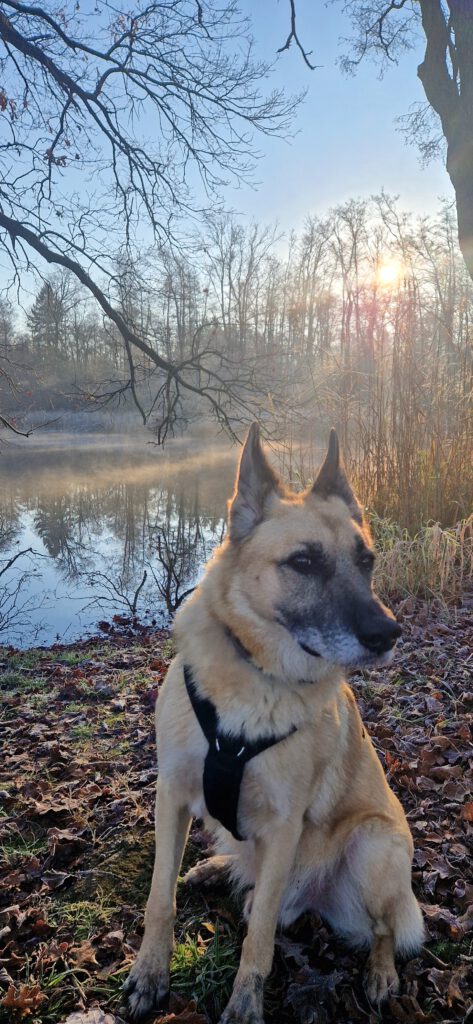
[0,434,237,647]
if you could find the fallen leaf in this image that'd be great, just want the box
[461,801,473,821]
[161,997,208,1024]
[1,983,46,1015]
[62,1011,116,1024]
[69,939,99,968]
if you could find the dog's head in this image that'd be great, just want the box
[221,423,400,678]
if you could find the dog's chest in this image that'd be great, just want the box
[189,748,296,831]
[157,661,328,838]
[239,755,296,824]
[162,714,302,832]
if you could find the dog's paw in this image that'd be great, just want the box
[219,1006,264,1024]
[218,974,264,1024]
[182,855,231,888]
[123,959,169,1021]
[364,963,399,1004]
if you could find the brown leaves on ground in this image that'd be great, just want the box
[161,994,210,1023]
[62,1012,116,1024]
[1,983,45,1016]
[0,611,472,1023]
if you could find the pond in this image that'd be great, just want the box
[0,434,237,647]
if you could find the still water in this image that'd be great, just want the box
[0,434,237,647]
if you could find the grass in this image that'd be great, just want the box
[55,649,105,665]
[1,833,48,864]
[3,650,41,669]
[162,637,175,659]
[371,512,473,606]
[0,673,58,700]
[51,890,117,941]
[171,924,240,1021]
[429,937,473,965]
[0,670,31,691]
[0,667,50,692]
[70,723,95,742]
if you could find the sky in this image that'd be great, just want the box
[222,0,453,232]
[0,0,455,307]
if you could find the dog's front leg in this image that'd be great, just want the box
[220,821,301,1024]
[124,778,191,1021]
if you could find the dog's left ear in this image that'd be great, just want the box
[228,422,281,542]
[311,429,362,524]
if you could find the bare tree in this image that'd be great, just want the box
[0,1,298,438]
[336,1,473,283]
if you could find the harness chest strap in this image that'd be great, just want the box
[183,664,297,841]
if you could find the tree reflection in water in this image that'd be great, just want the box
[0,436,235,644]
[152,495,226,615]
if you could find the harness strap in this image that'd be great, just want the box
[184,665,296,841]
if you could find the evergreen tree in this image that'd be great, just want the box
[28,284,66,353]
[0,298,14,347]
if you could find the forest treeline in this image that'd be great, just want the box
[1,194,472,527]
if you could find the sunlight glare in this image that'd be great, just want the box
[375,257,405,288]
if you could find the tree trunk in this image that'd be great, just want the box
[447,137,473,282]
[418,0,473,284]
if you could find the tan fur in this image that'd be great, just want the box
[125,431,424,1024]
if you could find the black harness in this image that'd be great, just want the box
[184,663,297,841]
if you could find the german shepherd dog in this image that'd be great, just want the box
[125,425,424,1023]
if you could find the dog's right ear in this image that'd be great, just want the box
[228,423,280,542]
[311,428,362,523]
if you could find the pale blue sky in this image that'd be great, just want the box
[225,0,452,230]
[0,0,454,308]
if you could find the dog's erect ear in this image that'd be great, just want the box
[311,429,362,524]
[228,423,281,542]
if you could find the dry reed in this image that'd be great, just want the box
[370,512,473,606]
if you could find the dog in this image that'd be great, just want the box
[124,424,424,1023]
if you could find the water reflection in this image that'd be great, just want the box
[0,435,236,646]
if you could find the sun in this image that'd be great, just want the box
[375,258,405,288]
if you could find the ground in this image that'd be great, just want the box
[0,609,472,1024]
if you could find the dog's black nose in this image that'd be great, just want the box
[358,617,402,655]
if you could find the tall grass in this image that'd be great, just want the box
[371,512,473,606]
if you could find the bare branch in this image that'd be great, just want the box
[277,0,319,70]
[0,414,32,436]
[0,1,300,438]
[0,545,35,578]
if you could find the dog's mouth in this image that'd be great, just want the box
[359,646,395,668]
[299,641,321,658]
[275,614,322,659]
[278,613,390,667]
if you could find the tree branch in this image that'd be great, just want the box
[277,0,319,70]
[417,0,459,138]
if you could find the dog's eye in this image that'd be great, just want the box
[358,550,375,571]
[354,537,376,572]
[285,550,326,575]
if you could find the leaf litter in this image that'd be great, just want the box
[0,608,471,1023]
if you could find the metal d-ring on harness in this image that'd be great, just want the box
[184,665,297,841]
